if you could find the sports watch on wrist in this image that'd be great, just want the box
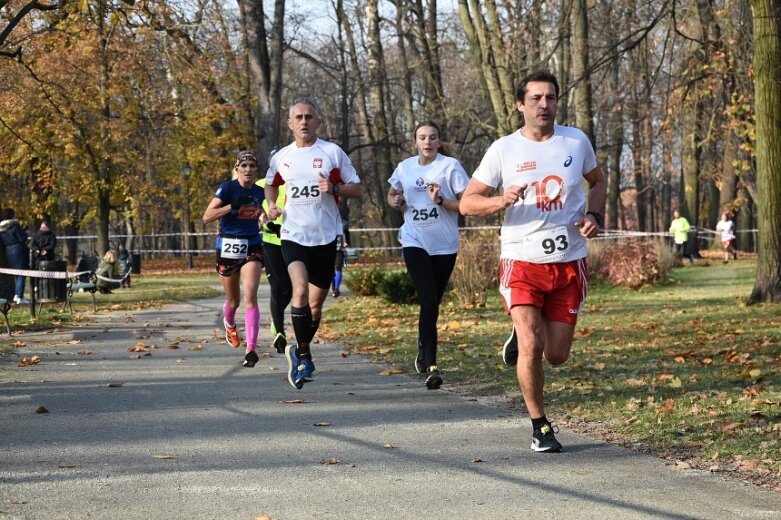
[586,211,603,227]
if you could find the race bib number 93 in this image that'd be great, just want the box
[521,226,570,263]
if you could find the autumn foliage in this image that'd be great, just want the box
[588,239,675,289]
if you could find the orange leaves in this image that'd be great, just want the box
[18,355,41,367]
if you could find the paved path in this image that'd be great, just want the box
[1,286,780,519]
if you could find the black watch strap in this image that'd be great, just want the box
[586,211,603,227]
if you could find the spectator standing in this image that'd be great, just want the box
[117,245,132,288]
[96,250,120,294]
[32,221,57,266]
[0,208,31,305]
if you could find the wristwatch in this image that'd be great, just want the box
[332,183,341,195]
[586,211,603,227]
[436,196,444,206]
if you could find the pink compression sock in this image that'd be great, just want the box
[223,301,237,327]
[245,307,260,350]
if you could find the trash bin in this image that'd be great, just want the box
[36,260,68,302]
[131,253,141,275]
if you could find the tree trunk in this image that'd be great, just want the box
[571,0,594,145]
[748,0,781,303]
[366,0,400,229]
[96,0,111,257]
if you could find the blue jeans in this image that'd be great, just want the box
[5,244,30,298]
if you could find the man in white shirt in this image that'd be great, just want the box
[265,99,363,389]
[460,71,606,452]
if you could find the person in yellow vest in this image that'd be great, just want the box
[257,156,292,354]
[669,209,694,265]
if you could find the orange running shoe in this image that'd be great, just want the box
[224,322,241,348]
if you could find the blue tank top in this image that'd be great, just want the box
[215,179,265,242]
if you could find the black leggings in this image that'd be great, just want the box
[263,242,292,336]
[403,247,457,369]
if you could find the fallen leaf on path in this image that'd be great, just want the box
[471,458,483,463]
[282,399,307,404]
[107,383,123,388]
[36,406,48,414]
[383,443,396,449]
[153,455,177,460]
[67,340,81,345]
[319,458,340,465]
[166,344,180,350]
[314,422,331,427]
[128,343,149,352]
[58,464,79,469]
[253,515,276,520]
[19,356,41,367]
[77,350,92,356]
[13,340,26,348]
[377,369,403,376]
[176,359,188,364]
[675,460,691,469]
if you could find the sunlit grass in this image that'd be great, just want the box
[323,259,780,488]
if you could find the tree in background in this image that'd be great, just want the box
[748,0,781,303]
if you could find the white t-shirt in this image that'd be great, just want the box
[389,154,469,255]
[716,219,735,241]
[472,125,598,263]
[266,138,361,247]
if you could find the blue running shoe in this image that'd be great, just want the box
[297,357,316,383]
[285,344,304,390]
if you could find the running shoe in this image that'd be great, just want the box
[243,349,259,368]
[502,326,518,366]
[273,332,287,354]
[284,344,304,390]
[414,352,425,374]
[297,357,316,383]
[332,288,341,298]
[531,423,563,453]
[425,366,443,390]
[224,322,241,348]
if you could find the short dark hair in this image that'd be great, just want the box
[516,70,560,103]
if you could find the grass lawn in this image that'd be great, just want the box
[321,258,781,491]
[0,269,220,341]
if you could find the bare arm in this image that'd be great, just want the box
[575,165,607,238]
[265,184,281,220]
[459,178,528,217]
[202,197,231,224]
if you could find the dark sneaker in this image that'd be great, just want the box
[225,322,241,349]
[531,423,563,453]
[285,344,304,390]
[425,366,443,390]
[243,349,259,368]
[332,288,341,298]
[502,327,518,366]
[414,352,425,374]
[273,332,287,354]
[297,357,316,383]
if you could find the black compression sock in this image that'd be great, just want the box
[291,305,312,345]
[531,416,549,430]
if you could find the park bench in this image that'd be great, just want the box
[66,255,99,313]
[0,243,14,334]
